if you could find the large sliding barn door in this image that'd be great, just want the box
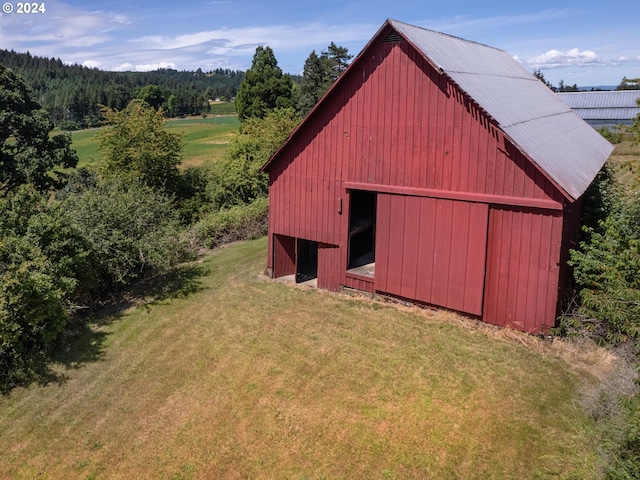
[375,194,489,316]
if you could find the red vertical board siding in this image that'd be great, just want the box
[376,194,488,316]
[375,193,391,293]
[272,234,296,278]
[344,275,375,293]
[318,243,342,291]
[484,206,563,333]
[270,38,564,249]
[266,31,572,332]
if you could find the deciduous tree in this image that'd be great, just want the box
[96,99,183,192]
[0,65,78,195]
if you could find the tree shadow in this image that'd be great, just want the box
[1,262,208,395]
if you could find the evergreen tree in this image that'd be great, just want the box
[297,43,352,117]
[297,51,329,116]
[322,42,352,82]
[235,46,294,120]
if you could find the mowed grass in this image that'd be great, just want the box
[69,115,240,169]
[0,237,603,479]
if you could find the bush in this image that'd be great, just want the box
[0,186,90,390]
[63,180,193,292]
[188,197,268,248]
[598,127,625,145]
[174,166,211,224]
[569,191,640,342]
[205,107,298,209]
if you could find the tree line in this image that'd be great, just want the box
[0,49,246,129]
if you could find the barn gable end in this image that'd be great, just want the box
[263,20,613,333]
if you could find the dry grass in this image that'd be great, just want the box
[609,139,640,188]
[0,238,604,479]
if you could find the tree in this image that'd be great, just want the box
[0,185,91,390]
[136,85,166,110]
[96,99,183,192]
[322,42,352,82]
[533,69,555,91]
[297,43,352,116]
[235,46,295,120]
[298,51,331,116]
[166,94,179,118]
[617,77,640,90]
[207,107,299,208]
[0,65,78,195]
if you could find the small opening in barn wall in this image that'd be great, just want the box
[347,190,377,277]
[382,31,403,43]
[296,239,318,284]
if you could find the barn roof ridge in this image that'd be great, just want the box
[386,18,503,53]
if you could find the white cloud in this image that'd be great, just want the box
[82,60,102,69]
[113,61,177,72]
[527,48,602,69]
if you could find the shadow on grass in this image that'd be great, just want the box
[1,263,208,395]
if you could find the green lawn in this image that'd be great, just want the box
[0,237,606,479]
[69,115,240,169]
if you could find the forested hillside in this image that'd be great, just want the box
[0,49,245,129]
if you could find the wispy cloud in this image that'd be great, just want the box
[129,22,374,53]
[425,9,577,36]
[0,1,131,53]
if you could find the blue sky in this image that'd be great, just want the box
[1,0,638,87]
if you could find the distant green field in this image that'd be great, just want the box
[69,115,240,169]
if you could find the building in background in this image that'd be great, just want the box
[558,90,640,130]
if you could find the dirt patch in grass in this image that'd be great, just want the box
[0,238,605,479]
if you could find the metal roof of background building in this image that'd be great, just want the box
[389,19,614,201]
[557,90,640,121]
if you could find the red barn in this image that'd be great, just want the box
[261,19,613,333]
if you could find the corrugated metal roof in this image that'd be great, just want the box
[389,19,614,201]
[557,91,640,121]
[558,90,640,109]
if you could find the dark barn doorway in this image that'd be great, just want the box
[296,239,318,283]
[347,190,377,276]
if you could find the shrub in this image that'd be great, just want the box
[63,180,193,292]
[598,127,625,145]
[188,197,268,249]
[205,107,298,209]
[0,186,89,390]
[569,192,640,342]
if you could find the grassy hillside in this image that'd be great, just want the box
[0,237,606,479]
[70,115,240,169]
